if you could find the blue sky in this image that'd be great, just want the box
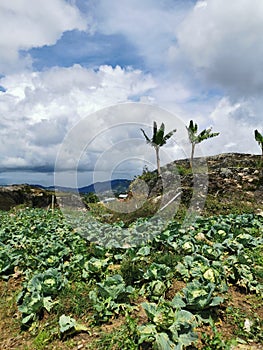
[25,30,145,71]
[0,0,262,187]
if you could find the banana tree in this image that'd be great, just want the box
[254,129,263,162]
[186,120,219,167]
[141,122,176,177]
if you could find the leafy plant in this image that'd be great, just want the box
[82,256,110,280]
[186,120,219,167]
[138,299,198,349]
[141,121,176,176]
[0,208,262,348]
[89,274,134,322]
[17,268,67,324]
[59,314,88,338]
[254,129,263,163]
[178,280,224,311]
[201,323,233,350]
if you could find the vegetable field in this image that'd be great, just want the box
[0,209,262,349]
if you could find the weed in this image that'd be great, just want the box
[120,258,146,285]
[56,281,93,318]
[33,329,54,349]
[176,164,193,177]
[87,315,138,350]
[225,306,263,343]
[201,324,234,350]
[151,251,183,268]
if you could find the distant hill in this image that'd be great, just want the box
[78,179,131,194]
[38,179,131,194]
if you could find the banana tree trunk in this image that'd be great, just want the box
[155,146,161,177]
[190,143,195,168]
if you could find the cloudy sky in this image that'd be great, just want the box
[0,0,262,187]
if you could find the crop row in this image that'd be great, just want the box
[0,209,262,349]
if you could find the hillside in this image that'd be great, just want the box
[0,153,261,215]
[147,152,262,215]
[93,152,262,224]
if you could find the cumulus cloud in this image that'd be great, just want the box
[0,0,86,73]
[208,98,261,155]
[0,65,156,180]
[174,0,263,98]
[161,0,263,156]
[54,102,184,187]
[89,0,263,126]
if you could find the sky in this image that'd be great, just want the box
[0,0,262,187]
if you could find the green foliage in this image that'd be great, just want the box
[82,192,99,204]
[0,209,262,348]
[201,323,233,350]
[179,280,224,310]
[254,129,263,149]
[225,306,263,343]
[120,257,146,285]
[89,274,135,323]
[87,315,138,350]
[59,314,88,338]
[141,121,176,148]
[141,121,176,176]
[176,164,193,176]
[138,299,198,349]
[187,120,220,145]
[137,164,158,182]
[56,281,93,317]
[255,130,263,168]
[17,268,67,324]
[186,120,219,166]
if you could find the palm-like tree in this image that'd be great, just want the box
[254,129,263,162]
[187,120,219,167]
[141,121,176,177]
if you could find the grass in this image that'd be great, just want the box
[55,281,94,318]
[86,315,138,350]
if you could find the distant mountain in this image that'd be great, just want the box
[35,179,131,194]
[79,179,131,194]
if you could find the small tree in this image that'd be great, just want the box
[83,192,99,204]
[141,121,176,177]
[187,120,219,167]
[254,129,263,162]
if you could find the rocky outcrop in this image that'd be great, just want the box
[0,185,54,211]
[138,153,263,209]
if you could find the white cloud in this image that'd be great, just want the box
[0,0,87,73]
[88,1,263,138]
[174,0,263,97]
[162,0,263,157]
[202,98,261,156]
[0,64,156,178]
